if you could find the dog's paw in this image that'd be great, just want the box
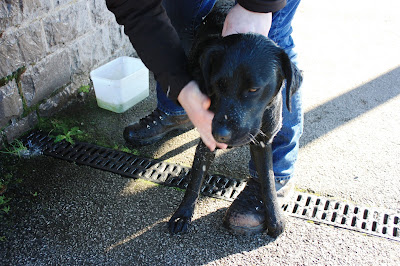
[168,209,193,234]
[266,217,286,238]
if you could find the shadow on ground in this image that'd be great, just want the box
[0,155,276,264]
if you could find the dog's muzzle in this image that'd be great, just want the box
[212,126,233,144]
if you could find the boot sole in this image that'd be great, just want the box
[223,220,266,235]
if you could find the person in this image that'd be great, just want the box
[106,0,303,234]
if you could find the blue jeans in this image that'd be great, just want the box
[159,0,303,181]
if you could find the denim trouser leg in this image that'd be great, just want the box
[157,0,216,116]
[249,0,303,181]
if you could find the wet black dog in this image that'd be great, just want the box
[168,0,302,237]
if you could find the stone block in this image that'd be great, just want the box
[91,26,115,68]
[0,31,25,77]
[0,80,23,128]
[102,21,134,56]
[68,21,135,84]
[20,0,52,21]
[88,0,115,25]
[43,1,92,48]
[107,21,125,52]
[4,111,38,142]
[53,0,74,7]
[16,21,46,63]
[121,34,136,56]
[20,49,72,107]
[0,0,23,29]
[38,84,82,117]
[69,25,117,76]
[69,32,97,75]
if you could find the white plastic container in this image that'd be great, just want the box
[90,56,149,113]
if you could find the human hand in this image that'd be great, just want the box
[222,4,272,37]
[178,81,228,151]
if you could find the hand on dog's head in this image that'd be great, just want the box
[191,33,303,146]
[198,33,302,112]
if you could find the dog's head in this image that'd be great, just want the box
[193,33,302,146]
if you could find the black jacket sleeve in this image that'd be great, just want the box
[106,0,191,104]
[238,0,286,13]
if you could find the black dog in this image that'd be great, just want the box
[168,0,302,237]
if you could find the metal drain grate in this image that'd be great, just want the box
[22,131,246,201]
[22,131,400,241]
[282,193,400,241]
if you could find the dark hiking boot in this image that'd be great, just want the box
[123,108,193,146]
[223,177,294,235]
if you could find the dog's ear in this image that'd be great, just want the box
[279,51,303,112]
[198,44,225,95]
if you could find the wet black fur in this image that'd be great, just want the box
[168,0,303,237]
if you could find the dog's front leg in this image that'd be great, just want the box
[168,140,216,234]
[250,143,285,238]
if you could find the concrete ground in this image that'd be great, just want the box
[1,0,400,264]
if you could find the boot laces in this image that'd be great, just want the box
[138,109,165,128]
[235,179,264,212]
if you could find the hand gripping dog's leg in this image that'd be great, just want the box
[168,140,216,234]
[250,142,286,238]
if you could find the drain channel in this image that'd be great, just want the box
[23,131,399,241]
[283,193,400,241]
[22,131,246,201]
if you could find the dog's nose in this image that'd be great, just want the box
[212,127,232,143]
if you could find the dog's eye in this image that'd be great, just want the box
[249,88,259,93]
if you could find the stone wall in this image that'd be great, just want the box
[0,0,135,146]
